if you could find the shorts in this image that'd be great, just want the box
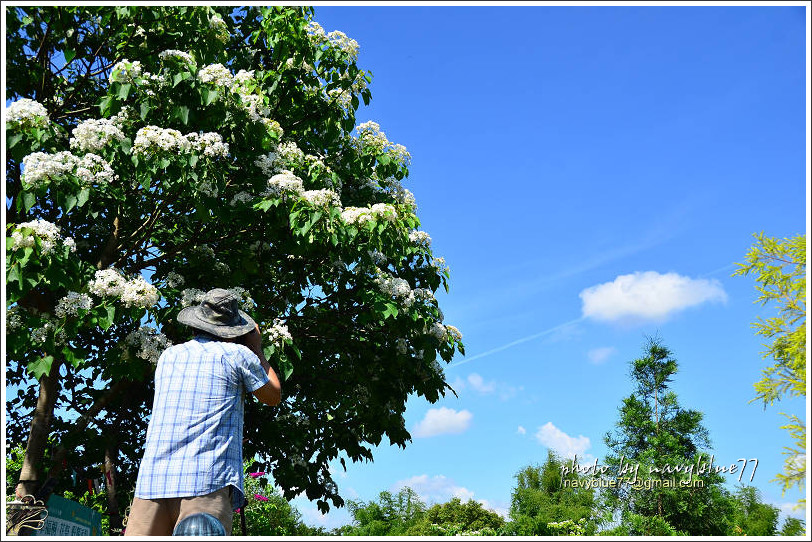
[123,486,234,536]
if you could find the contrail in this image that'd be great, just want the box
[450,317,585,368]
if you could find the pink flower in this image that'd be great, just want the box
[248,471,267,478]
[235,508,241,514]
[254,494,269,502]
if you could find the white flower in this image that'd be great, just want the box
[197,63,233,87]
[164,272,185,288]
[254,151,279,176]
[230,191,254,206]
[263,319,292,347]
[31,322,53,344]
[88,268,127,297]
[74,153,118,185]
[227,287,256,311]
[239,94,269,122]
[276,141,305,165]
[375,272,413,303]
[447,325,462,342]
[6,98,50,129]
[10,220,68,255]
[132,126,190,155]
[341,203,396,225]
[302,189,340,208]
[21,151,80,188]
[327,30,359,61]
[209,14,229,43]
[158,49,196,67]
[125,326,171,364]
[233,69,255,87]
[429,322,447,341]
[264,170,304,199]
[180,288,206,307]
[89,268,158,308]
[54,292,93,318]
[70,117,126,152]
[305,21,327,43]
[6,306,23,332]
[409,230,431,248]
[109,60,143,83]
[261,118,283,139]
[186,131,229,158]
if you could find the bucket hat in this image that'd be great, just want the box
[177,288,256,339]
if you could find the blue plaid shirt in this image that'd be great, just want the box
[134,336,269,509]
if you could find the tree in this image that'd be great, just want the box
[507,450,598,535]
[337,487,426,536]
[231,460,323,536]
[408,497,505,536]
[734,232,806,506]
[728,485,779,536]
[602,338,735,535]
[5,5,464,515]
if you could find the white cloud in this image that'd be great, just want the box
[393,474,474,504]
[477,499,510,518]
[517,425,527,435]
[587,346,616,364]
[467,373,495,393]
[535,421,592,460]
[412,407,472,438]
[579,271,727,323]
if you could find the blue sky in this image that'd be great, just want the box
[286,3,809,529]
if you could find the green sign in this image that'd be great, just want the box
[38,495,102,537]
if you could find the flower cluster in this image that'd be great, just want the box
[409,230,432,248]
[6,98,50,129]
[6,306,23,332]
[263,319,292,347]
[428,322,447,341]
[229,191,254,206]
[263,171,304,200]
[109,60,143,84]
[327,30,359,62]
[54,291,93,318]
[88,268,159,308]
[228,287,256,311]
[209,14,229,43]
[158,49,196,68]
[32,320,60,345]
[254,151,278,176]
[180,288,206,307]
[197,63,233,86]
[276,141,305,167]
[70,117,127,152]
[10,219,76,256]
[132,126,229,159]
[163,272,185,288]
[21,150,117,188]
[340,203,397,225]
[374,272,412,302]
[355,121,411,167]
[302,188,340,209]
[125,326,172,364]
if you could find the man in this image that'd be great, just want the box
[124,288,282,536]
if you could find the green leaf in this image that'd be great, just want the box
[64,48,76,63]
[76,188,91,208]
[7,133,23,148]
[117,83,132,99]
[62,346,83,369]
[22,191,36,212]
[278,356,294,381]
[27,356,55,380]
[99,95,114,117]
[64,193,78,214]
[98,305,115,330]
[140,101,151,120]
[202,88,219,106]
[176,105,190,125]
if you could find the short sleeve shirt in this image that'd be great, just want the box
[134,337,269,509]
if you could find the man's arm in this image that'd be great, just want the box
[242,325,282,406]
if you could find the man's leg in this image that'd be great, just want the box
[176,486,234,535]
[124,497,180,536]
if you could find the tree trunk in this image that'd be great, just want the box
[104,444,123,535]
[15,357,63,499]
